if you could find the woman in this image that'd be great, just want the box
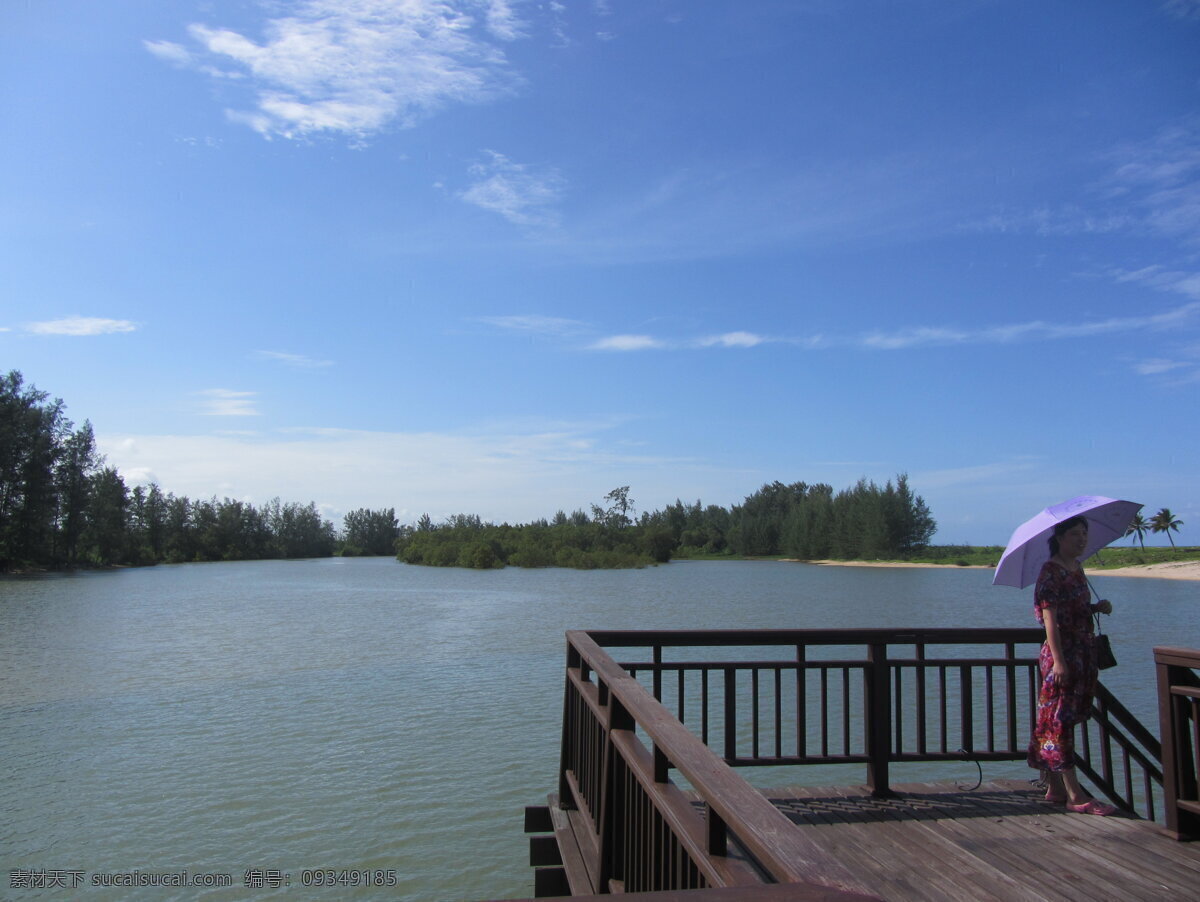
[1025,515,1116,815]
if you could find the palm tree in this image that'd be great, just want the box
[1149,508,1183,548]
[1124,512,1149,550]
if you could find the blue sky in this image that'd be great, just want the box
[2,0,1198,546]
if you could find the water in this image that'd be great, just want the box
[1,559,1196,900]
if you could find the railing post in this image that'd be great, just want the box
[866,640,892,796]
[559,638,578,809]
[705,802,727,857]
[723,666,737,762]
[1156,648,1200,840]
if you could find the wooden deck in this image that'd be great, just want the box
[703,779,1200,901]
[528,632,1200,900]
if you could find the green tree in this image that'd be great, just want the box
[266,498,335,558]
[342,507,399,556]
[54,421,99,565]
[1124,512,1149,550]
[86,466,128,565]
[1149,508,1183,548]
[0,371,64,568]
[592,486,635,529]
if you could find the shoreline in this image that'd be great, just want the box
[798,559,1200,581]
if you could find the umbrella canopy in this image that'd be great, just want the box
[993,495,1143,589]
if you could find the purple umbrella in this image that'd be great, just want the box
[992,495,1143,589]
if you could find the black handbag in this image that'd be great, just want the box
[1086,578,1117,670]
[1094,614,1117,670]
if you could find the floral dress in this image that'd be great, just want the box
[1026,561,1098,773]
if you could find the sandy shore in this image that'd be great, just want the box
[1089,560,1200,580]
[802,559,1200,581]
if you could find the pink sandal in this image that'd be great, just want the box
[1066,799,1116,816]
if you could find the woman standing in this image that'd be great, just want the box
[1025,515,1116,815]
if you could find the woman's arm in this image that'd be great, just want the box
[1044,610,1068,680]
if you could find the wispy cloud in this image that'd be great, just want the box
[148,0,526,141]
[695,331,767,348]
[143,39,194,66]
[589,334,666,352]
[484,0,524,40]
[1111,266,1200,300]
[476,314,591,336]
[197,389,259,417]
[1102,120,1200,244]
[1162,0,1200,22]
[861,302,1200,349]
[567,301,1200,354]
[25,316,137,336]
[460,150,565,227]
[964,118,1200,246]
[255,350,334,368]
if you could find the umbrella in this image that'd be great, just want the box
[992,495,1143,589]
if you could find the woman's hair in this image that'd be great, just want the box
[1048,515,1088,556]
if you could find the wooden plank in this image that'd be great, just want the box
[546,792,597,897]
[525,804,554,834]
[529,834,561,867]
[747,781,1200,902]
[488,882,882,901]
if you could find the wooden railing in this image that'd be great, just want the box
[556,629,1172,895]
[1156,646,1200,839]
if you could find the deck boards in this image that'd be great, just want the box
[538,780,1200,899]
[683,780,1200,902]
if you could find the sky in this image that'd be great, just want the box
[2,0,1198,546]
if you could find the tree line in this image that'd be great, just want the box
[396,478,938,569]
[2,370,938,571]
[0,371,342,570]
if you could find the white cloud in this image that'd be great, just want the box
[477,314,590,336]
[460,150,565,227]
[484,0,524,40]
[966,119,1200,245]
[25,316,138,336]
[589,334,665,352]
[95,421,716,525]
[255,350,334,368]
[1112,266,1200,300]
[1133,358,1190,376]
[695,331,766,348]
[1104,120,1200,244]
[1162,0,1200,21]
[860,301,1200,350]
[151,1,526,140]
[143,39,193,66]
[197,389,259,417]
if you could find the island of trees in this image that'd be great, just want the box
[395,480,937,569]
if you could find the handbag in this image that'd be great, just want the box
[1094,614,1117,670]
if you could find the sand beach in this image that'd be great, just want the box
[806,559,1200,581]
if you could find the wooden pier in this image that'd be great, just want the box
[522,631,1200,899]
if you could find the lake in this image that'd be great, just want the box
[1,558,1195,900]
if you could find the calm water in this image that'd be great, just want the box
[2,559,1196,900]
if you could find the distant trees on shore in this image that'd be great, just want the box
[2,369,938,572]
[0,371,337,570]
[397,477,938,569]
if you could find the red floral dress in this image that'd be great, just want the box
[1026,561,1098,773]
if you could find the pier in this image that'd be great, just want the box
[521,630,1200,899]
